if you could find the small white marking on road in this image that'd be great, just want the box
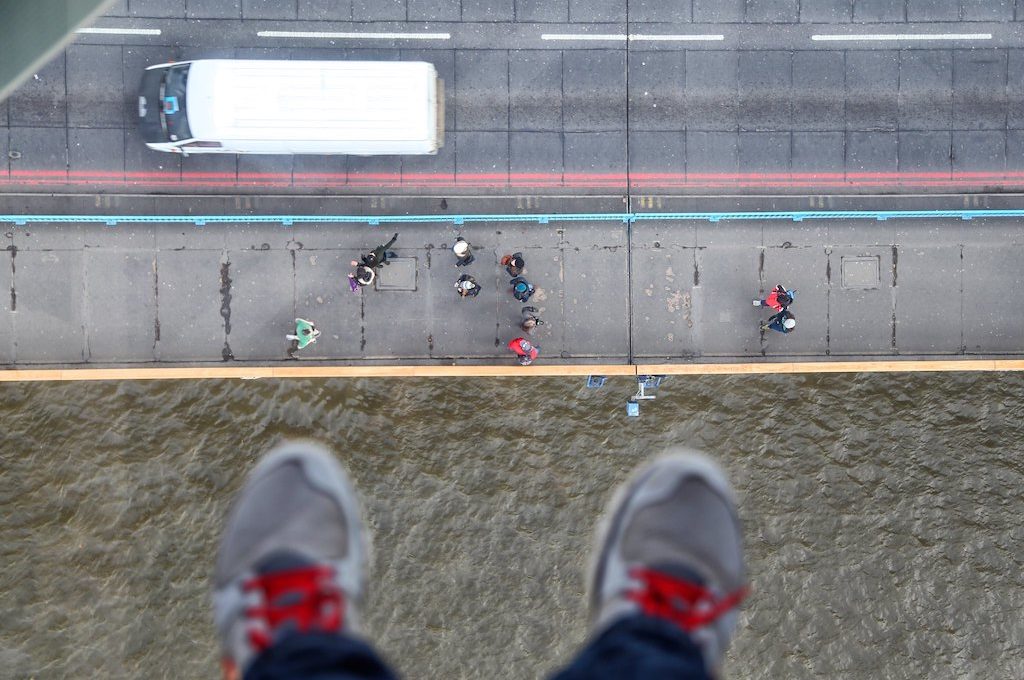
[257,30,451,40]
[811,33,992,42]
[541,33,724,42]
[76,27,162,36]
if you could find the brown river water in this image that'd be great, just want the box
[1,373,1022,679]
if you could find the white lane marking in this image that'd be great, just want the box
[812,33,992,42]
[542,34,724,42]
[76,27,162,36]
[257,30,451,40]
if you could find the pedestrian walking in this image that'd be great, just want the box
[452,237,474,266]
[520,306,544,334]
[510,276,535,303]
[455,274,480,298]
[508,337,539,365]
[761,309,796,334]
[501,251,525,277]
[754,283,795,312]
[286,318,321,350]
[347,263,375,291]
[362,233,399,269]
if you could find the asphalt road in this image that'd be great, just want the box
[3,0,1024,194]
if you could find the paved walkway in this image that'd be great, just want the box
[1,194,1022,368]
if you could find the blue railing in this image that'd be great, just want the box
[1,209,1024,227]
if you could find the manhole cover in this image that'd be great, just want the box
[841,256,880,289]
[375,257,417,291]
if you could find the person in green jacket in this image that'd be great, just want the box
[286,318,321,350]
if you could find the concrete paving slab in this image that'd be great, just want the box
[84,250,156,362]
[895,246,962,354]
[237,155,293,186]
[155,249,225,361]
[697,222,763,248]
[362,255,432,359]
[131,0,184,17]
[0,248,14,362]
[762,219,828,248]
[563,50,625,132]
[494,223,560,251]
[227,250,294,360]
[898,131,952,175]
[632,0,691,21]
[510,51,561,132]
[511,132,562,176]
[66,45,124,128]
[952,131,1006,173]
[8,128,67,181]
[792,132,845,176]
[569,0,626,21]
[403,135,456,184]
[828,220,895,248]
[738,51,791,132]
[353,0,406,21]
[953,50,1008,131]
[562,246,628,358]
[13,223,84,251]
[738,132,790,174]
[686,131,738,175]
[181,153,238,184]
[565,132,626,176]
[801,0,852,21]
[629,131,686,181]
[69,128,124,179]
[629,51,685,132]
[456,132,509,181]
[693,0,743,21]
[8,55,66,127]
[963,244,1024,353]
[684,52,738,131]
[455,51,509,131]
[907,0,959,21]
[692,247,761,357]
[222,223,296,251]
[1007,51,1024,129]
[746,0,799,23]
[631,220,696,250]
[853,0,905,22]
[631,246,698,358]
[428,260,499,358]
[189,0,242,19]
[517,0,567,21]
[792,51,844,131]
[762,247,828,355]
[846,51,899,131]
[104,0,129,15]
[14,250,84,363]
[847,131,897,174]
[292,249,362,359]
[899,50,953,131]
[242,0,296,19]
[828,247,895,355]
[408,0,461,21]
[81,223,157,250]
[962,0,1015,20]
[463,0,514,21]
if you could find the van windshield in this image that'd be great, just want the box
[159,64,192,142]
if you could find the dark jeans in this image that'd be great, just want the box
[245,615,708,680]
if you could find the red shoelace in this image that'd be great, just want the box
[243,565,344,651]
[626,566,749,632]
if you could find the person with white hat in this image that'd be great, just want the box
[452,237,474,266]
[761,309,796,334]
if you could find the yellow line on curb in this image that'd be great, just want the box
[0,360,1023,383]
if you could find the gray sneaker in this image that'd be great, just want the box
[212,441,368,679]
[589,450,747,676]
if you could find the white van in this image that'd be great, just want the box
[138,59,444,155]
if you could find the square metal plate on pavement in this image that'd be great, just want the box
[841,256,880,289]
[375,257,418,291]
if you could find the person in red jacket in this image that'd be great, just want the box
[508,337,539,365]
[753,284,794,312]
